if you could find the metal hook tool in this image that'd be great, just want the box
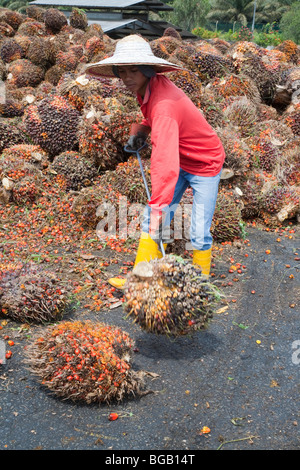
[124,143,166,257]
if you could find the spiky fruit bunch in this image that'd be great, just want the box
[0,121,29,152]
[223,97,258,137]
[0,39,24,63]
[44,64,64,86]
[284,104,300,136]
[23,95,80,159]
[249,131,281,173]
[278,144,300,186]
[85,35,105,61]
[239,173,265,220]
[7,59,44,88]
[71,184,121,229]
[51,151,97,191]
[260,185,299,215]
[238,55,277,104]
[275,40,299,64]
[26,36,52,68]
[56,72,103,111]
[163,27,181,40]
[192,51,235,84]
[17,19,46,37]
[0,22,15,37]
[211,190,242,242]
[26,5,46,22]
[150,36,181,59]
[0,10,24,31]
[216,126,250,175]
[212,74,261,106]
[0,262,68,323]
[0,98,24,118]
[198,88,226,128]
[56,50,80,73]
[25,320,144,403]
[12,173,43,205]
[210,38,231,54]
[168,69,202,106]
[69,8,88,31]
[44,8,67,33]
[78,105,141,170]
[103,156,151,204]
[0,144,48,180]
[124,255,220,336]
[172,43,198,70]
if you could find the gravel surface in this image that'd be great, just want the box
[0,226,299,452]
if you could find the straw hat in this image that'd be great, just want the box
[85,34,183,78]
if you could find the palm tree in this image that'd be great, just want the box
[206,0,293,26]
[0,0,29,13]
[206,0,256,26]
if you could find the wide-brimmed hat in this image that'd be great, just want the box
[85,34,183,78]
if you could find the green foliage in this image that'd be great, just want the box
[253,23,282,46]
[280,1,300,44]
[162,0,210,31]
[0,0,29,12]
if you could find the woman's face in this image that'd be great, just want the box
[118,66,149,97]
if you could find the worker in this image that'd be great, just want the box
[85,34,225,288]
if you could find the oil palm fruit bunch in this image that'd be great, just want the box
[0,98,24,118]
[26,36,52,68]
[192,51,235,84]
[17,18,46,37]
[56,72,105,111]
[260,185,300,224]
[23,95,80,159]
[216,126,250,175]
[275,40,299,64]
[150,36,182,60]
[69,8,88,31]
[238,55,277,104]
[168,69,202,107]
[51,151,98,191]
[7,59,44,88]
[78,104,141,171]
[103,156,151,204]
[249,132,281,173]
[25,320,145,404]
[211,189,243,242]
[0,10,24,31]
[223,96,258,138]
[238,173,265,220]
[212,73,261,107]
[124,255,221,336]
[0,262,68,323]
[44,8,68,34]
[0,120,28,152]
[0,38,24,63]
[283,104,300,136]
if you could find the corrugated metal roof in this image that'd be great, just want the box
[29,0,144,8]
[90,18,137,33]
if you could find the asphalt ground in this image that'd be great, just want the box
[0,225,299,453]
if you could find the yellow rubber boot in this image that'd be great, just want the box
[108,232,160,289]
[193,248,212,278]
[133,232,160,266]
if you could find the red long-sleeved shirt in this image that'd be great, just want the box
[132,74,225,210]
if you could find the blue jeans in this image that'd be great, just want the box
[141,168,222,251]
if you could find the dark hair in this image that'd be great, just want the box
[112,65,156,78]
